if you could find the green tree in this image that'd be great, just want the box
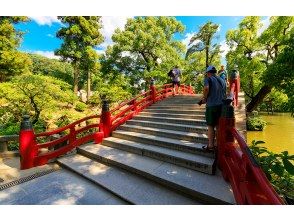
[79,46,100,101]
[55,16,104,94]
[264,31,294,114]
[187,21,221,68]
[0,74,76,125]
[226,16,294,112]
[0,16,31,82]
[29,53,74,86]
[101,16,185,90]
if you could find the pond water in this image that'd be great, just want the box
[247,113,294,155]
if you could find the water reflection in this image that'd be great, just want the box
[247,112,294,154]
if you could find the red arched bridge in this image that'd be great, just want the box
[3,78,284,205]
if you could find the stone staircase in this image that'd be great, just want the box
[57,95,236,205]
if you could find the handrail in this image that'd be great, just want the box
[110,91,150,114]
[35,115,100,137]
[19,83,195,170]
[230,127,284,204]
[217,103,284,204]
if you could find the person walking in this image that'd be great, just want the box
[218,65,228,85]
[229,69,240,107]
[168,65,181,96]
[200,65,226,151]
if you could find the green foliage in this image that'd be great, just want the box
[101,17,186,88]
[29,53,74,86]
[187,21,221,68]
[226,16,294,112]
[89,84,132,107]
[0,122,19,135]
[194,73,205,93]
[56,16,104,93]
[226,17,264,98]
[263,31,294,114]
[246,115,267,131]
[0,74,77,124]
[259,89,289,112]
[75,101,87,112]
[0,16,32,82]
[249,140,294,199]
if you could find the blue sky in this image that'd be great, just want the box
[15,16,269,63]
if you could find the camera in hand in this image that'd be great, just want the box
[198,99,205,106]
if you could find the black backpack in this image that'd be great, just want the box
[168,70,174,77]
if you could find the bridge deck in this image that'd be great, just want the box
[0,94,238,205]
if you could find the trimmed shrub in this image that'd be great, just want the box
[75,102,87,112]
[247,116,267,131]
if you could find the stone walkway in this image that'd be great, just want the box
[235,92,247,140]
[0,157,57,185]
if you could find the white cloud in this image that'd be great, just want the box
[32,50,60,59]
[182,32,201,49]
[47,34,54,38]
[258,16,270,36]
[220,40,230,58]
[217,24,221,32]
[100,16,133,50]
[29,16,60,26]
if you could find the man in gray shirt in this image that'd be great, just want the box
[201,65,226,151]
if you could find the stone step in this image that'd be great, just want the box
[153,103,205,108]
[102,137,214,174]
[118,124,208,143]
[139,112,205,120]
[126,120,207,134]
[77,143,236,204]
[112,130,213,157]
[133,115,207,126]
[147,105,204,110]
[57,154,201,205]
[156,101,201,104]
[144,108,205,115]
[0,168,128,205]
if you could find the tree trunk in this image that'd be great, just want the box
[87,71,91,102]
[205,46,209,67]
[30,96,40,125]
[246,85,273,112]
[73,62,79,94]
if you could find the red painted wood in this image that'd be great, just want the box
[217,112,284,204]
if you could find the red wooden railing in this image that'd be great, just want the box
[18,79,284,204]
[217,103,284,204]
[19,83,194,170]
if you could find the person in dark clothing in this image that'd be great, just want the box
[168,65,182,95]
[200,65,226,151]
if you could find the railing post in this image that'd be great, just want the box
[100,99,112,138]
[69,127,76,147]
[163,85,167,98]
[150,78,156,103]
[217,101,235,169]
[19,115,37,170]
[132,99,138,115]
